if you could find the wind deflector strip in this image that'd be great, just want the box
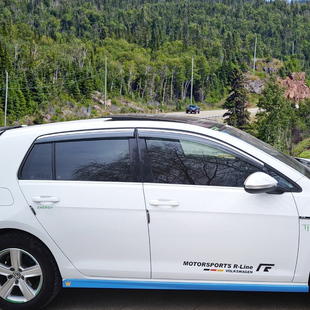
[0,125,24,136]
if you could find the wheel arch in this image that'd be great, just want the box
[0,224,84,281]
[0,228,61,275]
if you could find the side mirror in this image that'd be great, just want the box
[244,172,278,194]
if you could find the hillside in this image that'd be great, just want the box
[1,0,310,125]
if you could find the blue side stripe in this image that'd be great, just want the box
[62,279,308,293]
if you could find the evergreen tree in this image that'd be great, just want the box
[68,80,81,99]
[0,42,12,72]
[222,68,250,130]
[255,77,296,152]
[26,71,44,109]
[19,72,33,113]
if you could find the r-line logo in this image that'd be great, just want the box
[256,264,275,272]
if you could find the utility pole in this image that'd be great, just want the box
[253,36,257,76]
[292,41,295,56]
[104,56,107,109]
[4,71,8,127]
[170,70,174,101]
[190,57,194,105]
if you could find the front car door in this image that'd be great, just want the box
[138,129,299,283]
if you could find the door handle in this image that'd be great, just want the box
[149,199,179,208]
[32,196,60,205]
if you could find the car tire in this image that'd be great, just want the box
[0,232,61,310]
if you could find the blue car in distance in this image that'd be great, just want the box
[186,104,200,114]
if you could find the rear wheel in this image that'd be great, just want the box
[0,232,61,310]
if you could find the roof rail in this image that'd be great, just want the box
[103,114,226,130]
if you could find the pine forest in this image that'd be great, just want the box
[1,0,310,154]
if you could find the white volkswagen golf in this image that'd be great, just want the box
[1,114,310,310]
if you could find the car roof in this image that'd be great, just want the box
[1,114,227,135]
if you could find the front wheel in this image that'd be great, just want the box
[0,232,61,310]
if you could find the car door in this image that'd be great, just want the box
[18,129,150,278]
[138,129,299,282]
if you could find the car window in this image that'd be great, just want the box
[221,125,310,179]
[20,138,133,182]
[145,137,261,186]
[55,139,132,181]
[20,143,53,180]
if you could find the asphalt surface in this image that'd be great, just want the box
[44,288,310,310]
[167,108,259,121]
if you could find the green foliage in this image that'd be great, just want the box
[299,150,310,159]
[292,138,310,157]
[222,68,250,130]
[279,55,303,78]
[68,81,81,99]
[0,0,310,132]
[255,77,297,152]
[111,98,120,106]
[254,71,266,79]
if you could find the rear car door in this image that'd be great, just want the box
[139,129,299,283]
[18,129,150,278]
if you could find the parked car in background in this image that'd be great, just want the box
[1,114,310,310]
[186,104,200,114]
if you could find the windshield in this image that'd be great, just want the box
[221,125,310,179]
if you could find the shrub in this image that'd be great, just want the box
[292,138,310,157]
[299,150,310,159]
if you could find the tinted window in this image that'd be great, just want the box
[55,139,132,182]
[145,137,261,187]
[20,143,53,180]
[21,138,133,182]
[265,167,298,192]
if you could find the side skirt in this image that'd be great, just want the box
[63,279,308,293]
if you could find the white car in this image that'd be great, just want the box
[1,114,310,310]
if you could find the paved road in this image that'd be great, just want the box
[45,288,310,310]
[166,108,259,121]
